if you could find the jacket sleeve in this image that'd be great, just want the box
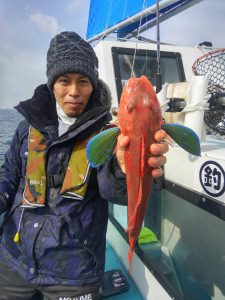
[0,121,26,213]
[97,155,128,205]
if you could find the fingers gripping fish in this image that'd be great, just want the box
[86,76,200,269]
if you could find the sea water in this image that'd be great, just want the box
[0,109,23,166]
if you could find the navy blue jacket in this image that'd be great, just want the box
[0,81,127,286]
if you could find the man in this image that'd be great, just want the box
[0,31,168,300]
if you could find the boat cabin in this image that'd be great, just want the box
[94,39,225,300]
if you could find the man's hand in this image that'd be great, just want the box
[149,129,168,177]
[116,129,169,177]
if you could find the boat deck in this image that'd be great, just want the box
[104,241,143,299]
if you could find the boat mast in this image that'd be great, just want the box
[156,0,162,93]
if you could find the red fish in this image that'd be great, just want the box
[86,76,200,269]
[118,76,161,266]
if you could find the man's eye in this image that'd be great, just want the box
[59,79,68,84]
[80,79,89,85]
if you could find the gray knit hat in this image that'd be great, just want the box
[46,31,99,89]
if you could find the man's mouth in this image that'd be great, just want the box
[66,101,83,108]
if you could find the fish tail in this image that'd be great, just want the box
[127,135,147,271]
[128,248,133,272]
[128,237,137,272]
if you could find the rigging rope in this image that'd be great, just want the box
[131,0,147,77]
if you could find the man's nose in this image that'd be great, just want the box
[69,83,79,97]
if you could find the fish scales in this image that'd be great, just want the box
[118,76,162,268]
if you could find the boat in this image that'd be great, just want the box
[86,1,225,299]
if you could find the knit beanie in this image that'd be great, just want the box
[46,31,99,89]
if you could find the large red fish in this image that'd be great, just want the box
[118,76,161,266]
[86,76,200,269]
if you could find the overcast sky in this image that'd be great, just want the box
[0,0,225,109]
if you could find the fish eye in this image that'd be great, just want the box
[127,101,135,113]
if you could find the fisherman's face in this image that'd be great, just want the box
[53,73,93,117]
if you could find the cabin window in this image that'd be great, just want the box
[112,47,185,101]
[108,181,225,300]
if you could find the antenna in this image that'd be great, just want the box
[155,0,162,93]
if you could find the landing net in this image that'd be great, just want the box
[192,48,225,93]
[192,48,225,135]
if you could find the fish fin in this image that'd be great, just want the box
[86,127,120,167]
[161,123,201,156]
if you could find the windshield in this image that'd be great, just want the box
[112,47,185,100]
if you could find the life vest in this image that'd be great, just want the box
[22,126,94,208]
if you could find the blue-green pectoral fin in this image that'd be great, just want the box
[161,123,201,156]
[86,127,120,168]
